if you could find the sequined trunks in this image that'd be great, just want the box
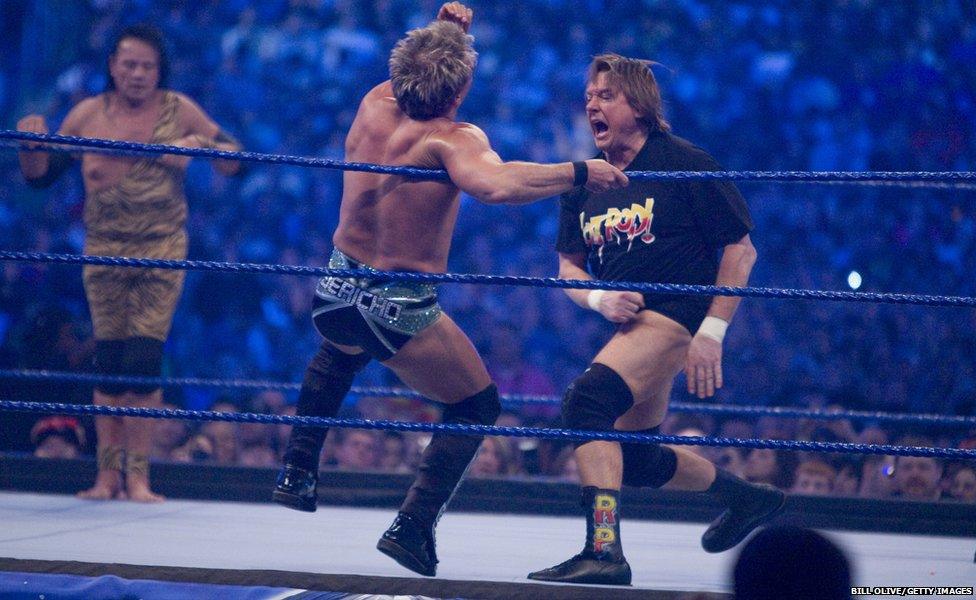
[311,249,442,360]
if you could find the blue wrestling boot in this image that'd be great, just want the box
[377,512,438,576]
[272,464,318,512]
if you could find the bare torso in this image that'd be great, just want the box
[333,82,462,273]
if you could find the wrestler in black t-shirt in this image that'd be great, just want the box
[531,53,784,588]
[557,130,754,334]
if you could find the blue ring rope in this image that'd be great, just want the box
[0,399,971,459]
[3,369,974,428]
[7,137,973,191]
[3,130,976,185]
[3,131,450,179]
[2,250,974,307]
[789,178,976,191]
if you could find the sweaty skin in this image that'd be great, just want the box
[334,82,462,273]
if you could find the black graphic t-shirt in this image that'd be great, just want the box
[556,130,753,333]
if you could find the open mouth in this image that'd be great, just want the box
[591,120,609,138]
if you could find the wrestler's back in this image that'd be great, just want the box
[333,82,461,273]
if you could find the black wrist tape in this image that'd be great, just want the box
[572,161,588,187]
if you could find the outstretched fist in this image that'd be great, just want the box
[583,159,629,193]
[17,114,49,149]
[437,2,473,33]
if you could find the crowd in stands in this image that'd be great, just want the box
[1,0,974,502]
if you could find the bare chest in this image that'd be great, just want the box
[81,104,162,144]
[78,106,165,191]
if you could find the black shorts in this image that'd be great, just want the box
[311,249,442,361]
[641,294,709,335]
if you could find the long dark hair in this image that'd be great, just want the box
[105,24,169,90]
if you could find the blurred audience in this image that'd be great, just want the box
[470,436,516,478]
[743,449,797,490]
[790,459,836,496]
[31,416,85,459]
[332,429,379,471]
[891,437,945,501]
[945,464,976,502]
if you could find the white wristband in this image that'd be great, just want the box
[696,316,729,343]
[587,289,605,312]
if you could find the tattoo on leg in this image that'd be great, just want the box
[97,446,124,471]
[125,453,150,478]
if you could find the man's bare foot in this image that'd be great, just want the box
[126,479,165,503]
[77,471,123,500]
[77,485,120,500]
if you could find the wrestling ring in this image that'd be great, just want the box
[0,131,974,599]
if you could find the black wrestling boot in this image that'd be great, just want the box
[272,464,318,512]
[528,487,632,586]
[701,469,786,553]
[377,512,438,577]
[379,385,500,576]
[527,551,632,586]
[276,344,370,513]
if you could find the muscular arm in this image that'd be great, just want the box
[161,93,242,175]
[17,128,51,181]
[206,128,243,176]
[705,233,757,323]
[17,100,91,186]
[558,250,645,322]
[22,152,72,189]
[434,125,579,205]
[685,233,757,398]
[558,252,595,307]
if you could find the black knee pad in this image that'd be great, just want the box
[622,427,677,488]
[121,337,164,394]
[94,340,127,395]
[442,384,501,425]
[562,363,634,446]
